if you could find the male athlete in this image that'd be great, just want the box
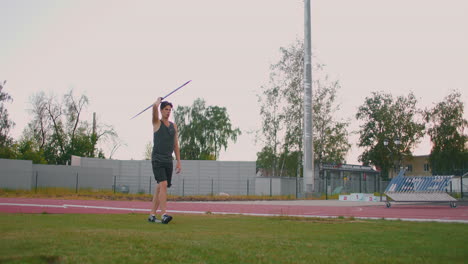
[148,97,181,224]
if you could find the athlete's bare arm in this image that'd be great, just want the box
[173,123,181,174]
[152,97,162,132]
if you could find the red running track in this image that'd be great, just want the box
[1,198,467,223]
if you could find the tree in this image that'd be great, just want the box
[25,90,117,164]
[257,39,351,177]
[144,141,152,160]
[174,98,241,160]
[313,77,351,165]
[0,80,16,158]
[356,91,425,178]
[14,136,47,164]
[256,83,283,176]
[425,91,468,175]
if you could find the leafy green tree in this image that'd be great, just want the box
[25,90,117,164]
[425,91,468,175]
[13,136,47,164]
[277,150,302,178]
[256,146,276,171]
[275,40,304,158]
[0,80,16,158]
[356,92,425,178]
[257,39,350,177]
[174,98,241,160]
[257,84,283,176]
[313,77,350,165]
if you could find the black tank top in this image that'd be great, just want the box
[151,122,175,162]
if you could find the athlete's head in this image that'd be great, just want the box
[160,101,173,111]
[160,101,173,119]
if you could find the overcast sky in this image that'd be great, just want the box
[1,0,467,164]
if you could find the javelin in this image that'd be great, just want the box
[130,80,192,120]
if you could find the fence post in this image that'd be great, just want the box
[461,176,464,199]
[149,176,152,194]
[325,172,328,200]
[295,176,298,199]
[113,176,117,194]
[379,174,382,202]
[270,178,272,197]
[359,173,362,193]
[35,171,38,193]
[374,174,377,194]
[182,178,185,197]
[211,178,214,196]
[75,173,79,193]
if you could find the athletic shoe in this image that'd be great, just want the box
[148,215,161,223]
[161,214,173,224]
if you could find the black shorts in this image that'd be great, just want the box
[151,161,173,188]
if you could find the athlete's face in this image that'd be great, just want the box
[161,105,172,119]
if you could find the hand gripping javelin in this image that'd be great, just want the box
[130,80,192,120]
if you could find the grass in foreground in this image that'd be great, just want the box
[0,214,467,264]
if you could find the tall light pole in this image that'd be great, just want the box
[303,0,314,194]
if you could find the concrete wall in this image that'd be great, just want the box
[254,177,303,196]
[255,178,280,196]
[281,177,302,197]
[75,157,257,195]
[0,158,33,190]
[1,157,399,196]
[33,164,113,189]
[0,159,113,190]
[74,157,150,193]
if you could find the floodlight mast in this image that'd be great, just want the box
[303,0,314,194]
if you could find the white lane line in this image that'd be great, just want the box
[64,204,148,212]
[1,203,467,224]
[0,203,65,208]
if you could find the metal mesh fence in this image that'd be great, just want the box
[164,178,256,196]
[1,157,466,199]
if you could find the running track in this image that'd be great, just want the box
[1,198,467,223]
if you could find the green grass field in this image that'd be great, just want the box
[1,213,467,264]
